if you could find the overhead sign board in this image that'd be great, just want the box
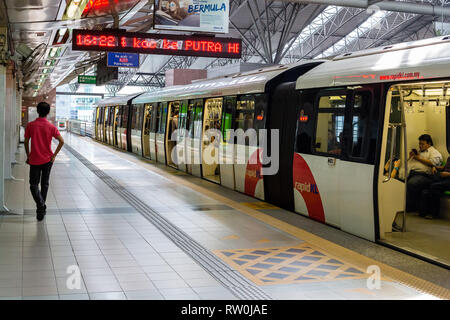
[78,75,97,84]
[154,0,229,34]
[72,29,241,59]
[107,52,140,68]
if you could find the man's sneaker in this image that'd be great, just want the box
[425,214,434,220]
[36,205,45,221]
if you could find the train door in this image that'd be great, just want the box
[166,101,180,168]
[185,101,195,174]
[176,100,189,172]
[202,98,223,183]
[131,104,143,155]
[95,107,100,140]
[191,99,204,177]
[233,95,263,198]
[293,87,378,240]
[149,103,157,160]
[98,107,103,141]
[107,106,114,145]
[219,96,236,190]
[378,81,450,265]
[113,106,119,147]
[142,104,153,159]
[104,107,109,143]
[121,105,129,151]
[156,102,168,163]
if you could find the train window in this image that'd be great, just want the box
[122,106,129,129]
[349,93,371,158]
[222,96,236,142]
[159,102,168,134]
[193,99,204,139]
[235,95,255,132]
[314,95,346,156]
[187,101,195,138]
[178,100,189,132]
[154,103,161,133]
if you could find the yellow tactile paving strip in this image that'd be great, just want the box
[88,138,450,300]
[214,243,370,285]
[241,202,279,210]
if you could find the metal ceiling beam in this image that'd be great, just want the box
[283,0,450,17]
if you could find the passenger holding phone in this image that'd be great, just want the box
[406,134,442,212]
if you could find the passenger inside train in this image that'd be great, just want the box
[406,134,443,213]
[382,82,450,266]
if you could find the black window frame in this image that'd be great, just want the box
[344,89,374,162]
[312,88,348,159]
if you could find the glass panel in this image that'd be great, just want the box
[350,93,370,158]
[187,102,195,138]
[222,96,236,142]
[155,103,161,133]
[314,94,346,156]
[319,95,346,109]
[122,107,129,128]
[234,96,255,134]
[193,100,203,139]
[159,102,168,134]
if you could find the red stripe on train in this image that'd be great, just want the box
[292,153,325,223]
[245,149,263,196]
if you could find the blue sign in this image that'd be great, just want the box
[107,52,139,68]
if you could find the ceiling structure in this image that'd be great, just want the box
[1,0,449,98]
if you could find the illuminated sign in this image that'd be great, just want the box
[299,110,308,123]
[72,29,241,59]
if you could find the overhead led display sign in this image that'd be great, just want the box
[72,29,241,59]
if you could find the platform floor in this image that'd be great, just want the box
[1,132,449,300]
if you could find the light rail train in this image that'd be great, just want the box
[92,36,450,250]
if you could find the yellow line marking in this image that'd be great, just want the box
[222,234,240,240]
[85,137,450,299]
[241,202,279,210]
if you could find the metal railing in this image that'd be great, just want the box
[67,120,93,137]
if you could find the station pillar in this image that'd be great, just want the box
[0,64,8,212]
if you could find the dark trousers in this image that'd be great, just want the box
[29,162,53,209]
[420,178,450,217]
[406,171,434,212]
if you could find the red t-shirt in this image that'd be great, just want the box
[25,118,61,166]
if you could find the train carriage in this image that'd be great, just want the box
[132,61,322,198]
[92,36,450,266]
[95,94,142,151]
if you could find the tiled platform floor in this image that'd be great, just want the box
[0,132,447,300]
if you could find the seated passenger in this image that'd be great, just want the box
[419,156,450,219]
[406,134,443,212]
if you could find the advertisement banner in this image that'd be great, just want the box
[154,0,229,34]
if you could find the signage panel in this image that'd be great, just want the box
[72,29,241,59]
[107,52,140,68]
[78,75,97,84]
[154,0,229,34]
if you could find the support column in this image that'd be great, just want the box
[0,64,8,212]
[3,62,12,179]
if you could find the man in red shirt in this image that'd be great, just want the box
[24,102,65,221]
